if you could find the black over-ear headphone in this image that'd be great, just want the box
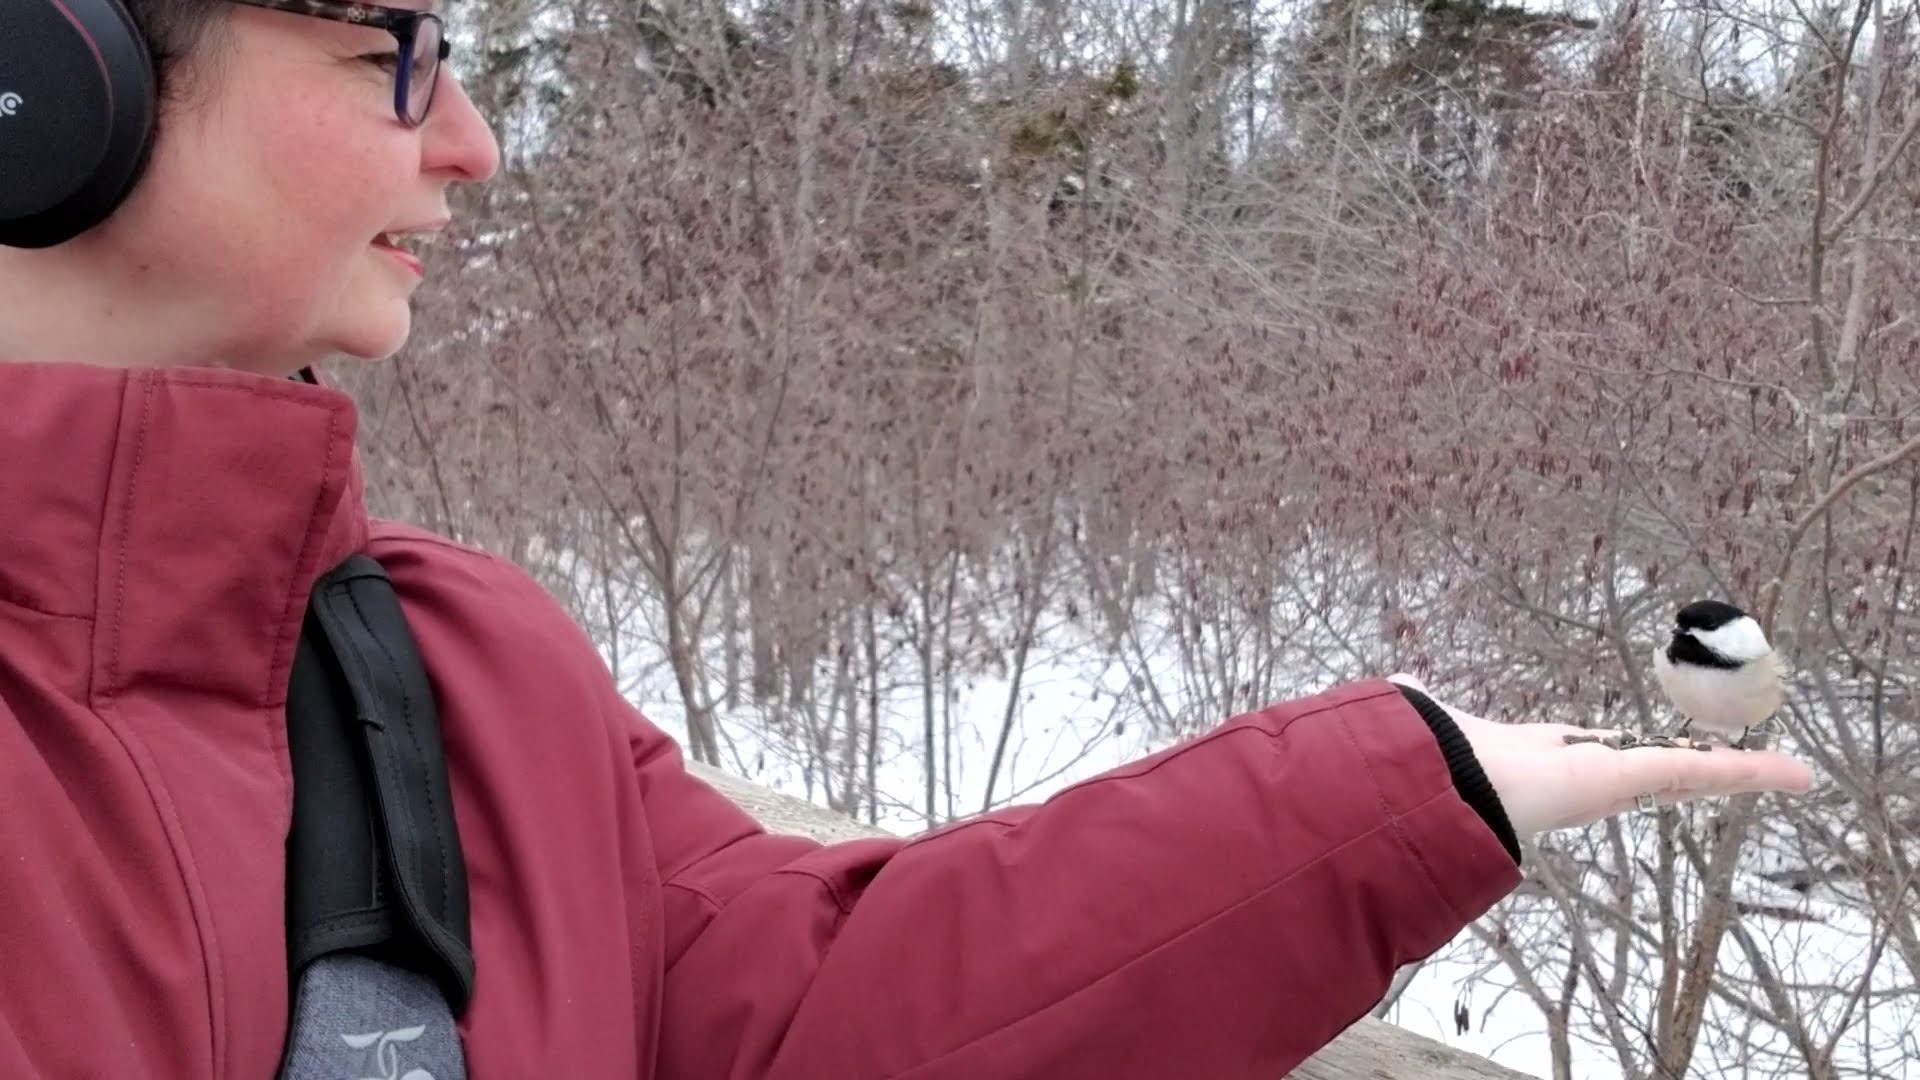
[0,0,157,249]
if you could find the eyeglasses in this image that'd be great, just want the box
[225,0,450,126]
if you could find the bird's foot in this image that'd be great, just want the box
[1731,716,1780,750]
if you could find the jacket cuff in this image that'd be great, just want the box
[1394,684,1522,865]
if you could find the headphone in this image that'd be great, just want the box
[0,0,157,249]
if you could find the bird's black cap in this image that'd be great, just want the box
[1675,599,1748,633]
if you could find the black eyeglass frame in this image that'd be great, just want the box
[224,0,451,126]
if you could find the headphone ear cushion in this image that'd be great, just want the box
[0,0,157,248]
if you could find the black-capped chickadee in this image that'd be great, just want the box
[1651,600,1786,748]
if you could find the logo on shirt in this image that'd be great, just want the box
[0,92,24,118]
[343,1026,436,1080]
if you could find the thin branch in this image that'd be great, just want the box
[1824,104,1920,243]
[1764,434,1920,629]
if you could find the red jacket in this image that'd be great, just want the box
[0,362,1520,1078]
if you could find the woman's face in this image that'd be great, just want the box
[75,0,501,374]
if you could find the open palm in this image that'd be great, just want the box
[1388,674,1815,836]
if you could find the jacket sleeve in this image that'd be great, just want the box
[635,678,1522,1079]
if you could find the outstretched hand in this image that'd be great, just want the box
[1388,674,1816,837]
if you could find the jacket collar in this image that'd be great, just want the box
[0,362,369,708]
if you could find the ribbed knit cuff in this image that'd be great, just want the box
[1394,684,1522,865]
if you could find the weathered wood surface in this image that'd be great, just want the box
[689,762,1533,1080]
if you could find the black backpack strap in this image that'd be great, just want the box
[279,554,473,1080]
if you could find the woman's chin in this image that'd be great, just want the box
[330,308,414,362]
[326,260,421,360]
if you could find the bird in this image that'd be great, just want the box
[1650,600,1786,748]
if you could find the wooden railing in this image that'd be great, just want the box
[690,762,1531,1080]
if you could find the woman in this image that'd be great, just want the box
[0,1,1813,1077]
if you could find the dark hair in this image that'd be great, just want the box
[123,0,231,107]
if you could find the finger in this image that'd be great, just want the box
[1618,748,1814,802]
[1610,784,1738,819]
[1617,790,1685,816]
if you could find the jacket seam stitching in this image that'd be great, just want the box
[94,373,226,1078]
[102,375,154,697]
[262,393,346,712]
[88,702,230,1077]
[1333,710,1468,925]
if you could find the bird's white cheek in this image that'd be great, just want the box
[1695,617,1772,663]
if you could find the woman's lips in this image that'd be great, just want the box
[372,235,424,277]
